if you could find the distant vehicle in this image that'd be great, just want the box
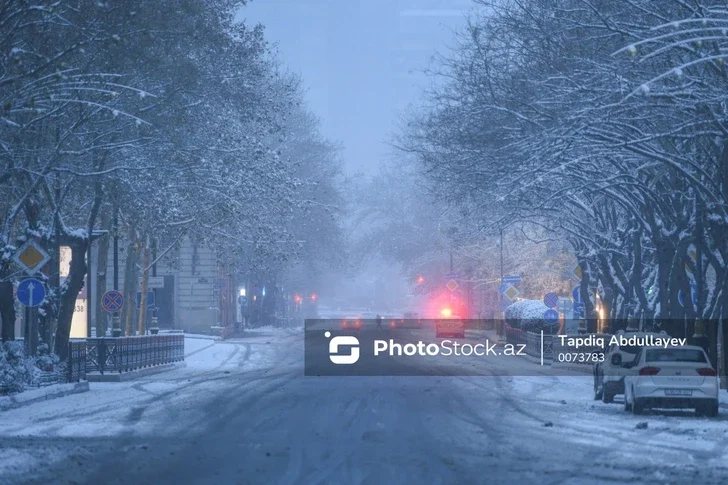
[436,310,465,338]
[594,330,669,403]
[404,312,423,327]
[341,316,362,331]
[623,345,719,417]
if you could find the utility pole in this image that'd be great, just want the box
[112,202,121,337]
[500,227,504,282]
[151,237,158,333]
[86,234,92,338]
[499,227,505,338]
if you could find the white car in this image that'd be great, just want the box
[623,345,719,417]
[594,330,669,403]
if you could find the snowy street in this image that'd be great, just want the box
[2,329,728,485]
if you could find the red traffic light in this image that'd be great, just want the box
[310,293,317,301]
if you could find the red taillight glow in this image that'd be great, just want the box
[354,320,361,328]
[390,321,396,327]
[639,366,660,376]
[342,320,348,328]
[697,368,717,376]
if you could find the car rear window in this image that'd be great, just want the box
[645,349,707,363]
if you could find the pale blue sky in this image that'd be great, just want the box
[238,0,470,175]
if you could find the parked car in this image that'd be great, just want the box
[593,330,670,403]
[623,345,719,417]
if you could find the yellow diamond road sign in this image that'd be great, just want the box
[13,240,51,275]
[446,279,459,292]
[573,264,582,281]
[505,285,519,301]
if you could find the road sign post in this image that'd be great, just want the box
[12,240,51,276]
[17,278,46,355]
[543,292,559,308]
[544,309,559,337]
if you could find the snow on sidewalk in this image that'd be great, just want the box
[0,338,258,481]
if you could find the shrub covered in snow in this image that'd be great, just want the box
[0,341,38,395]
[504,299,555,333]
[0,342,63,395]
[34,343,60,372]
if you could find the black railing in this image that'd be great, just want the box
[85,334,184,374]
[67,340,87,382]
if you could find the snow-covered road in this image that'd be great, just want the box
[2,328,728,485]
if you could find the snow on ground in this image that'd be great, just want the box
[183,335,215,357]
[0,332,296,481]
[505,372,728,471]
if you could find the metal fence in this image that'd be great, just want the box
[85,334,184,374]
[68,340,87,382]
[505,325,528,346]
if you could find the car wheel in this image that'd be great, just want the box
[632,396,644,415]
[601,382,615,404]
[594,371,603,401]
[697,400,719,418]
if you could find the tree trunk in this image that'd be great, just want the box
[0,281,16,342]
[123,229,139,336]
[54,242,87,359]
[94,208,112,337]
[138,236,150,335]
[580,259,597,333]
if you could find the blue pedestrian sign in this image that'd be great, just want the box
[544,292,559,308]
[543,309,559,325]
[502,275,521,284]
[102,290,124,313]
[677,285,698,308]
[498,283,509,295]
[572,286,582,304]
[17,278,46,307]
[135,291,155,310]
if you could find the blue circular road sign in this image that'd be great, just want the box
[543,309,559,325]
[102,290,124,313]
[17,278,46,307]
[544,293,559,308]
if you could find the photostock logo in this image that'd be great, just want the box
[325,331,360,365]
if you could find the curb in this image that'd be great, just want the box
[86,362,186,382]
[0,381,90,412]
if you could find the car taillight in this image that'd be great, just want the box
[342,320,348,328]
[639,366,660,376]
[355,320,361,328]
[697,368,717,376]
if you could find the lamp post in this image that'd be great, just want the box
[498,227,505,338]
